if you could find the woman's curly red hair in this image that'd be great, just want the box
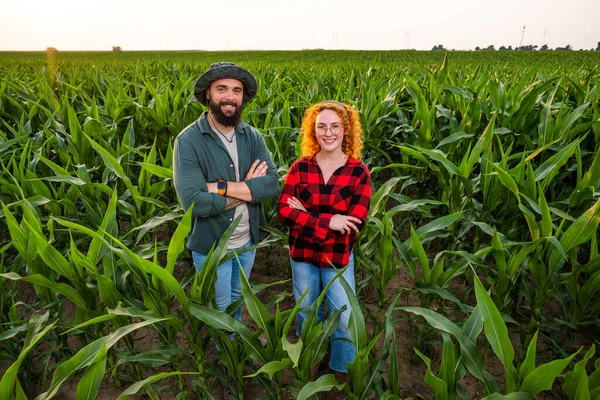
[300,101,364,160]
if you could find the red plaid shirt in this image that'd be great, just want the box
[277,157,372,269]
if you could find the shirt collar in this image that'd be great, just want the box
[306,155,360,165]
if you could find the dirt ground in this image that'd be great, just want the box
[10,241,600,399]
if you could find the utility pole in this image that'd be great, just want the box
[519,25,526,47]
[541,26,547,45]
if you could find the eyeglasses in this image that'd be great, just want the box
[316,124,343,135]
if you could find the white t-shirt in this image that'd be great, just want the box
[215,127,251,249]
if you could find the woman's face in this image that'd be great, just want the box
[315,109,345,156]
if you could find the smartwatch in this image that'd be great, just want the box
[217,180,227,196]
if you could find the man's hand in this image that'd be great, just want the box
[206,159,266,203]
[207,158,267,193]
[245,160,268,180]
[329,214,362,235]
[287,196,307,212]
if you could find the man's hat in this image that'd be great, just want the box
[193,62,258,106]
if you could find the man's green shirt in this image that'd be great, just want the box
[173,113,279,254]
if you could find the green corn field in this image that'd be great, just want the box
[0,50,599,399]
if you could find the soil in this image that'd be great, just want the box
[7,240,599,400]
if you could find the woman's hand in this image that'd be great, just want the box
[287,196,307,212]
[329,214,361,234]
[287,196,360,234]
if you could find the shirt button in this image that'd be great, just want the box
[230,164,234,167]
[229,218,233,221]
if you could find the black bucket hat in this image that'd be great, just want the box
[193,62,258,106]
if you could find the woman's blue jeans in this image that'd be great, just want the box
[192,240,256,322]
[291,253,356,373]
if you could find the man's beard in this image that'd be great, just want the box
[208,98,243,127]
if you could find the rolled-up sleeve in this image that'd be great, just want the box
[348,166,372,231]
[173,134,226,217]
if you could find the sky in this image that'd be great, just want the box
[1,0,599,51]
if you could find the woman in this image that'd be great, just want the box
[277,100,372,379]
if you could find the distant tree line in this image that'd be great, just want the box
[432,42,600,51]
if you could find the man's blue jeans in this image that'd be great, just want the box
[290,253,356,373]
[192,240,256,322]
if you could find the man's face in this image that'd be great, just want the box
[206,78,244,127]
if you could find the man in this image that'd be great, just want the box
[173,62,278,322]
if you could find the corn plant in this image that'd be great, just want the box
[401,272,585,399]
[193,266,347,399]
[0,312,57,399]
[2,50,600,398]
[562,344,600,400]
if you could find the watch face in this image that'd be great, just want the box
[217,180,226,194]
